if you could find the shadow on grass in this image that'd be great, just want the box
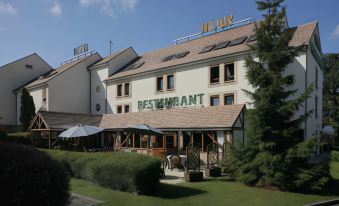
[149,183,206,199]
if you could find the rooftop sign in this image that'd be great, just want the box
[74,44,89,56]
[201,15,234,33]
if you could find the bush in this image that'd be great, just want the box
[332,151,339,162]
[0,142,70,206]
[0,132,32,145]
[45,149,161,194]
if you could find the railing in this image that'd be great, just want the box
[60,50,95,66]
[173,18,255,45]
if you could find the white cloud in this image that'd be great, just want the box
[79,0,138,17]
[0,2,17,15]
[49,1,62,17]
[332,24,339,38]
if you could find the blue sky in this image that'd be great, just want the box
[0,0,339,67]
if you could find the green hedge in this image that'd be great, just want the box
[0,143,69,206]
[332,151,339,162]
[0,131,32,145]
[44,149,160,194]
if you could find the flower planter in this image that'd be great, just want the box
[184,171,203,182]
[204,167,221,177]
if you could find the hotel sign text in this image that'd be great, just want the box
[201,15,234,33]
[138,94,204,111]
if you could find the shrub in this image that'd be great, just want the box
[0,142,70,206]
[332,151,339,162]
[45,149,161,194]
[0,132,32,145]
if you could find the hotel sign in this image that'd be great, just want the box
[138,94,204,111]
[201,15,234,33]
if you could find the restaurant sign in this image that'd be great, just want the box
[138,94,204,111]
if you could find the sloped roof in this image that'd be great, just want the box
[31,104,245,131]
[100,104,245,130]
[107,21,317,80]
[23,53,100,89]
[90,48,130,68]
[0,53,52,72]
[34,111,102,130]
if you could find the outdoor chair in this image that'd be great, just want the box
[160,151,169,169]
[170,154,182,171]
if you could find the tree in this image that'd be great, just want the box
[20,88,36,131]
[323,53,339,143]
[224,0,330,193]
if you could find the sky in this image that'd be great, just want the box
[0,0,339,68]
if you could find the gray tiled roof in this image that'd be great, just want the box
[106,21,317,80]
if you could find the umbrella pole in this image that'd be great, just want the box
[147,135,150,155]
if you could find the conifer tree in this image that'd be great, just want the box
[226,0,330,192]
[20,88,36,131]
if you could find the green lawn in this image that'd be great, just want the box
[71,162,339,206]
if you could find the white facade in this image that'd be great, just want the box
[104,30,323,139]
[15,53,102,124]
[0,54,52,125]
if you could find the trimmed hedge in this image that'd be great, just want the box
[0,131,32,145]
[44,150,161,194]
[332,151,339,162]
[0,142,70,206]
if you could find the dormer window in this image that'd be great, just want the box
[25,64,33,69]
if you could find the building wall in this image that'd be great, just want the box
[0,54,52,125]
[91,66,108,114]
[90,47,138,114]
[48,54,101,114]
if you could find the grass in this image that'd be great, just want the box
[71,162,339,206]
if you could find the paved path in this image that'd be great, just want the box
[68,193,104,206]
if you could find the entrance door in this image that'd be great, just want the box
[165,132,177,151]
[193,132,202,150]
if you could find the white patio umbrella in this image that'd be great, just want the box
[59,124,103,138]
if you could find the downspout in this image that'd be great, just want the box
[105,81,108,114]
[89,70,92,114]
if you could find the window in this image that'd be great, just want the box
[210,65,220,84]
[210,95,220,106]
[117,84,122,97]
[225,63,235,81]
[117,105,122,114]
[156,76,163,92]
[286,75,295,86]
[124,105,130,113]
[25,64,33,69]
[315,95,318,119]
[96,104,100,112]
[167,75,174,90]
[124,83,130,96]
[315,67,318,89]
[224,94,234,105]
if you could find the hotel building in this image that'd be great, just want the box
[1,17,324,153]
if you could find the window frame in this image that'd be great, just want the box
[124,104,130,113]
[117,105,123,114]
[166,74,175,91]
[124,82,130,97]
[209,95,220,107]
[224,62,235,82]
[156,76,164,92]
[224,93,235,105]
[209,65,220,85]
[117,84,123,97]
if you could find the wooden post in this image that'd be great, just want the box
[202,132,204,152]
[133,133,135,148]
[147,135,150,155]
[48,130,51,149]
[163,133,165,149]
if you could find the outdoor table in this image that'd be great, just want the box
[167,155,187,169]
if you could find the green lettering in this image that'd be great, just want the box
[189,95,197,105]
[197,93,204,105]
[173,97,179,107]
[138,101,143,110]
[181,96,188,106]
[149,100,154,109]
